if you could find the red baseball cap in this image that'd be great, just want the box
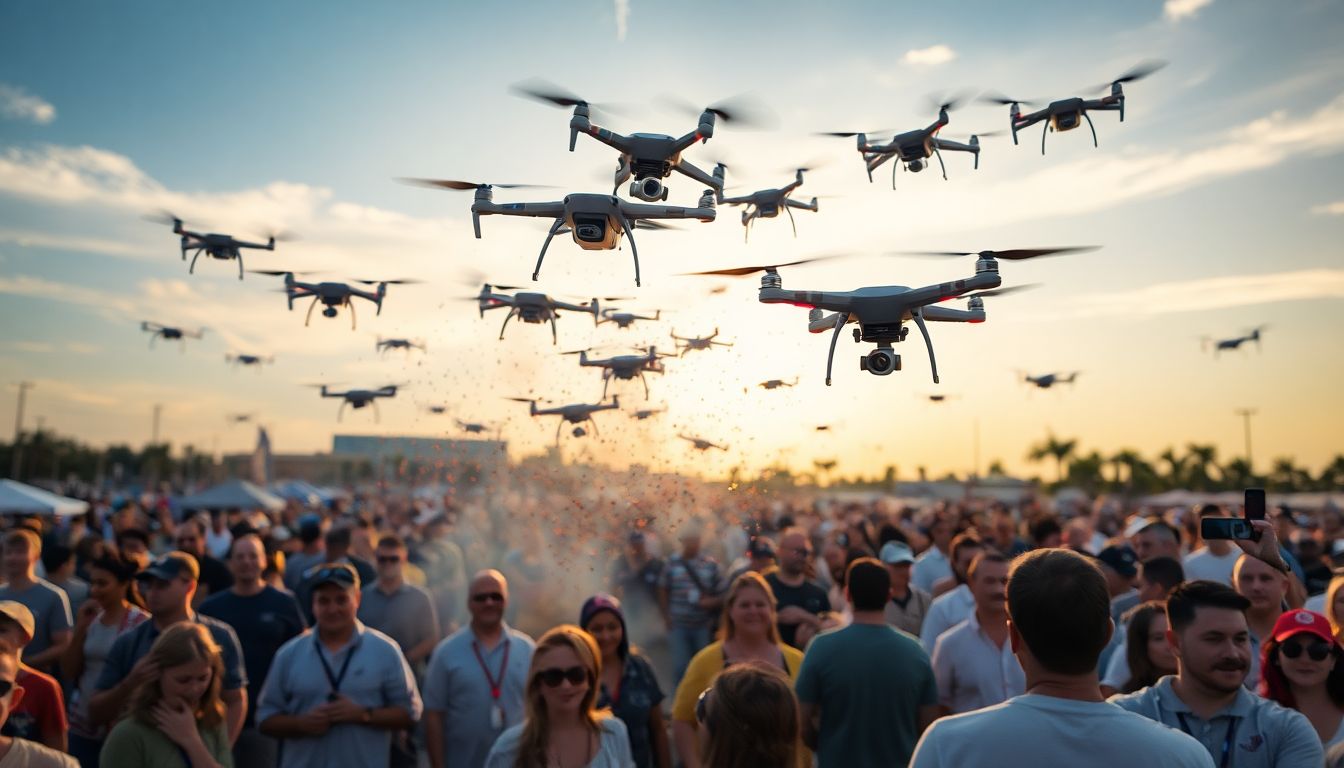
[1271,609,1336,644]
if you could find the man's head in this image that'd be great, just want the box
[879,541,915,592]
[115,529,152,569]
[1233,554,1287,615]
[1007,549,1113,676]
[174,519,207,558]
[226,533,266,585]
[136,552,200,617]
[968,552,1010,615]
[2,530,40,582]
[39,542,76,580]
[845,558,891,612]
[306,563,361,635]
[928,513,956,550]
[1133,520,1181,563]
[1166,580,1253,694]
[375,534,407,582]
[0,602,35,652]
[626,531,647,557]
[1029,517,1063,549]
[992,510,1018,548]
[324,526,352,559]
[350,518,375,554]
[298,514,324,547]
[778,529,811,577]
[949,532,986,585]
[747,537,778,573]
[678,523,702,558]
[1137,556,1185,602]
[468,569,509,629]
[0,641,27,728]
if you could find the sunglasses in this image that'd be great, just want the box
[471,592,504,604]
[1282,638,1335,662]
[0,680,12,698]
[695,687,714,724]
[535,666,587,688]
[376,556,402,564]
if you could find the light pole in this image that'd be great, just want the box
[9,381,34,479]
[1235,408,1256,472]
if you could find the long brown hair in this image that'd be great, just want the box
[514,625,609,768]
[1121,601,1173,693]
[127,623,225,729]
[1326,574,1344,640]
[716,571,780,644]
[700,660,799,768]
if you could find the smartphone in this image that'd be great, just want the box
[1245,488,1267,522]
[1201,517,1258,541]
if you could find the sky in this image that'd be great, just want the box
[1,0,1341,482]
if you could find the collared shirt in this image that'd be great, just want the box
[358,581,439,675]
[1110,589,1140,625]
[256,621,424,768]
[919,584,974,653]
[930,611,1025,714]
[1109,675,1323,768]
[423,624,535,768]
[912,547,951,594]
[884,586,933,637]
[95,612,246,693]
[658,555,722,628]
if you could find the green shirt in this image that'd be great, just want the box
[99,717,234,768]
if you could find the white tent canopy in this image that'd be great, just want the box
[177,479,284,512]
[0,480,90,516]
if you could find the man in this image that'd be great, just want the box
[930,552,1026,714]
[912,513,955,594]
[1233,553,1288,690]
[0,602,66,752]
[423,570,535,768]
[200,533,307,766]
[727,537,777,584]
[1095,544,1140,625]
[1133,519,1183,563]
[796,558,938,767]
[414,511,467,637]
[880,541,932,636]
[284,514,326,592]
[358,535,439,677]
[0,530,72,675]
[765,528,831,649]
[1183,504,1241,586]
[911,549,1212,768]
[89,552,248,743]
[206,510,234,559]
[39,544,87,608]
[324,526,377,587]
[1100,556,1186,695]
[0,640,76,767]
[175,517,234,605]
[113,528,151,570]
[1110,579,1322,766]
[258,563,423,768]
[610,531,663,618]
[989,508,1031,558]
[658,523,723,683]
[918,533,984,652]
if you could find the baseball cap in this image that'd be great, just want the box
[1123,516,1157,539]
[306,562,360,591]
[1271,609,1336,644]
[879,541,916,566]
[0,601,35,643]
[748,538,777,560]
[1095,545,1139,578]
[137,551,200,582]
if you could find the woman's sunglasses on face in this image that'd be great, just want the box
[1282,638,1335,662]
[535,666,587,688]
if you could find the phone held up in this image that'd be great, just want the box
[1200,488,1266,541]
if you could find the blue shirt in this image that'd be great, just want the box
[199,586,306,725]
[95,612,246,693]
[256,621,423,768]
[0,579,73,665]
[423,625,534,768]
[596,653,664,768]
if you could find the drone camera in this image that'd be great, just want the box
[908,158,925,173]
[630,177,668,202]
[861,348,901,376]
[572,215,609,244]
[1056,112,1080,131]
[322,307,339,319]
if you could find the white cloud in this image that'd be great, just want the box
[903,45,957,68]
[1164,0,1214,22]
[1069,269,1344,318]
[0,83,55,124]
[614,0,629,41]
[0,228,150,259]
[1311,201,1344,216]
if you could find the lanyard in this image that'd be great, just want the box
[1176,713,1237,768]
[315,637,361,698]
[472,639,511,700]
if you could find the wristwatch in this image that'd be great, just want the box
[361,707,373,724]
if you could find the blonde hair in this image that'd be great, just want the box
[127,623,225,729]
[1327,574,1344,640]
[716,571,780,644]
[514,625,608,768]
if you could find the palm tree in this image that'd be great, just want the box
[1066,451,1107,494]
[1159,447,1188,489]
[1110,448,1144,492]
[1185,444,1220,491]
[1268,457,1312,493]
[1319,455,1344,491]
[1027,435,1077,485]
[1222,457,1255,490]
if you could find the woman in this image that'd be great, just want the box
[1324,574,1344,640]
[486,624,633,768]
[1260,609,1344,748]
[696,660,800,768]
[580,594,671,768]
[60,545,149,768]
[671,572,805,768]
[100,623,233,768]
[1120,601,1178,693]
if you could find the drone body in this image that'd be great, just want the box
[568,347,670,399]
[713,165,818,241]
[141,322,204,351]
[314,384,400,422]
[824,102,987,188]
[759,378,798,390]
[598,308,661,330]
[989,61,1164,154]
[671,328,734,356]
[1204,327,1265,357]
[254,271,413,330]
[510,396,621,446]
[679,434,728,452]
[630,406,667,420]
[376,337,426,355]
[226,353,273,369]
[1022,371,1080,389]
[150,213,283,280]
[225,413,255,424]
[474,285,606,345]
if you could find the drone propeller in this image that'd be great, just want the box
[257,229,298,242]
[1094,59,1168,91]
[899,246,1098,261]
[354,278,423,285]
[980,92,1037,107]
[928,89,977,114]
[248,269,320,276]
[632,220,678,231]
[662,94,776,129]
[143,209,186,226]
[814,128,894,138]
[397,178,553,191]
[962,284,1040,300]
[560,349,590,356]
[680,254,843,277]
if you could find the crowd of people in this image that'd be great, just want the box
[0,476,1342,767]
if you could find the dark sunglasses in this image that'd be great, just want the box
[0,680,12,698]
[695,687,714,724]
[376,556,402,564]
[1282,638,1334,662]
[535,666,587,688]
[471,592,505,604]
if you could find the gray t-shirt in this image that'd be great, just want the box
[69,606,149,738]
[0,579,73,663]
[423,625,535,768]
[357,582,438,675]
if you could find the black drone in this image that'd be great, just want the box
[598,308,661,330]
[630,406,667,421]
[671,328,733,356]
[226,353,273,369]
[508,396,621,445]
[822,98,992,187]
[376,337,426,355]
[680,434,728,452]
[141,322,204,350]
[986,61,1165,154]
[147,212,289,279]
[759,378,798,390]
[565,347,672,399]
[310,384,402,422]
[1021,371,1080,389]
[252,271,418,329]
[713,165,818,241]
[471,284,621,344]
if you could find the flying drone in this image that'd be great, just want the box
[564,347,672,399]
[984,61,1165,154]
[456,418,497,436]
[225,413,255,424]
[814,459,838,472]
[630,406,667,420]
[924,393,959,403]
[376,337,426,355]
[252,271,418,329]
[598,307,661,330]
[141,322,204,350]
[687,248,1090,385]
[671,328,734,356]
[507,396,621,445]
[309,384,401,422]
[1021,371,1080,389]
[425,405,450,415]
[226,353,273,369]
[511,79,771,202]
[759,378,798,390]
[469,284,617,344]
[146,212,289,279]
[712,165,818,241]
[821,98,991,187]
[679,434,728,452]
[402,179,715,286]
[1203,327,1266,357]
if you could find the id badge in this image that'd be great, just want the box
[490,703,504,729]
[686,588,700,604]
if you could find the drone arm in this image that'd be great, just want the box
[864,152,896,174]
[823,311,846,387]
[911,309,940,385]
[759,287,852,314]
[532,218,567,282]
[903,272,1001,307]
[674,160,719,190]
[784,198,818,211]
[577,124,634,155]
[809,311,851,334]
[619,200,715,223]
[920,305,983,323]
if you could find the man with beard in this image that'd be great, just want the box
[766,528,831,649]
[919,533,985,653]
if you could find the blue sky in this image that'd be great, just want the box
[1,0,1341,479]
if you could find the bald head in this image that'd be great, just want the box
[468,569,509,630]
[1233,554,1286,613]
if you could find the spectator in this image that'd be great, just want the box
[99,623,234,768]
[324,527,376,589]
[670,572,804,768]
[880,541,931,636]
[257,563,423,768]
[113,530,151,572]
[174,519,234,606]
[483,625,633,768]
[1028,516,1062,549]
[765,529,830,649]
[1095,544,1140,624]
[89,552,247,744]
[205,512,233,560]
[727,538,776,584]
[918,533,984,652]
[911,513,955,594]
[0,602,67,752]
[358,535,438,677]
[199,533,306,767]
[1321,574,1344,639]
[415,512,466,637]
[930,552,1025,715]
[988,508,1030,558]
[1184,505,1240,586]
[40,544,88,609]
[1101,557,1186,693]
[0,639,76,767]
[283,515,325,592]
[911,549,1211,768]
[580,595,669,768]
[696,661,799,768]
[796,558,937,766]
[1259,609,1344,748]
[0,530,74,675]
[658,524,723,684]
[423,570,535,768]
[1133,519,1182,563]
[60,547,149,768]
[1117,601,1179,694]
[1235,553,1288,689]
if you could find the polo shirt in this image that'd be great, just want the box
[911,547,951,594]
[884,586,932,637]
[930,611,1025,714]
[0,579,73,664]
[256,621,423,768]
[918,584,974,652]
[95,612,246,693]
[423,624,535,768]
[1109,675,1322,768]
[357,581,438,673]
[1184,547,1240,586]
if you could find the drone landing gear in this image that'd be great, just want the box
[911,309,940,384]
[614,210,641,287]
[498,310,515,341]
[1084,112,1098,148]
[533,219,565,283]
[347,300,357,330]
[824,313,846,386]
[305,297,320,327]
[785,205,797,238]
[934,147,948,181]
[189,249,203,275]
[549,315,558,345]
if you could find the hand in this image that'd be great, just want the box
[1234,520,1289,572]
[151,702,203,749]
[75,600,101,631]
[316,694,367,725]
[777,606,817,627]
[297,709,332,737]
[697,596,719,610]
[127,656,160,688]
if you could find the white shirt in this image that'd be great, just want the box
[919,584,974,653]
[911,694,1214,768]
[912,547,952,594]
[1183,546,1240,586]
[485,717,634,768]
[1305,592,1326,614]
[930,611,1026,714]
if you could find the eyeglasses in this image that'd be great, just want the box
[471,592,504,604]
[1281,638,1334,662]
[695,687,714,724]
[0,680,12,698]
[535,666,587,688]
[376,556,402,564]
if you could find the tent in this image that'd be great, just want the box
[177,479,284,512]
[271,479,332,507]
[0,480,90,516]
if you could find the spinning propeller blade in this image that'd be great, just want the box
[899,246,1098,260]
[964,284,1040,300]
[510,78,589,108]
[815,129,894,138]
[980,92,1037,107]
[663,94,776,129]
[1096,59,1168,90]
[397,178,552,191]
[143,209,185,226]
[680,254,843,277]
[354,278,423,285]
